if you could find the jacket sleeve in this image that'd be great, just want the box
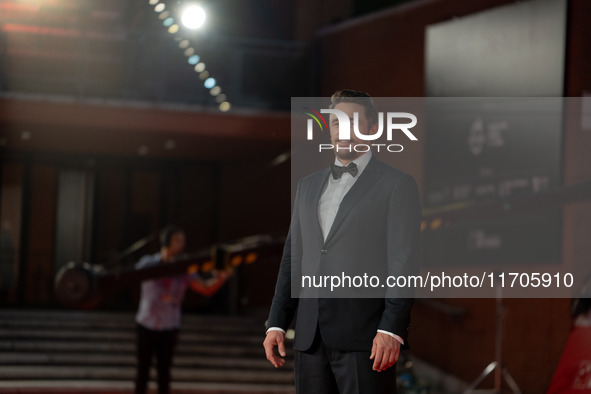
[266,181,303,331]
[378,174,422,343]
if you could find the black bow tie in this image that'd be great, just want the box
[330,162,358,180]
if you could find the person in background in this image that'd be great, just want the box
[134,225,229,394]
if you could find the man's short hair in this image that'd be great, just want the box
[330,89,378,126]
[159,225,184,248]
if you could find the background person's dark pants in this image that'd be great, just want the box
[294,326,397,394]
[135,324,179,394]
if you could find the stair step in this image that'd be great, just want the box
[0,310,266,327]
[0,317,266,335]
[0,340,283,357]
[0,366,293,385]
[0,380,295,394]
[0,352,293,369]
[0,329,264,346]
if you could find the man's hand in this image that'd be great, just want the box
[263,330,287,368]
[370,332,401,372]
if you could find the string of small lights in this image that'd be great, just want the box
[147,0,231,112]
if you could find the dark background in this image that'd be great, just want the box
[1,0,591,391]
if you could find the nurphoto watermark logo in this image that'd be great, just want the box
[302,106,419,153]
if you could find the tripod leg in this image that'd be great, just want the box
[463,361,497,393]
[502,368,522,394]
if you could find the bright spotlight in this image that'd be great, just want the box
[204,77,216,89]
[188,55,200,65]
[194,62,206,72]
[181,5,206,29]
[219,101,231,112]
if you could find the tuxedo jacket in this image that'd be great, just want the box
[267,155,421,352]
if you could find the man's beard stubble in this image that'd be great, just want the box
[335,149,359,162]
[334,140,363,162]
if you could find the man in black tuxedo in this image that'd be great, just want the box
[263,90,422,393]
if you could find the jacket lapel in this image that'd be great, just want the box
[323,156,383,244]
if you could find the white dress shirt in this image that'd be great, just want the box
[318,152,372,239]
[268,152,403,345]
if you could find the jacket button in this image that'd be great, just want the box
[321,249,328,255]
